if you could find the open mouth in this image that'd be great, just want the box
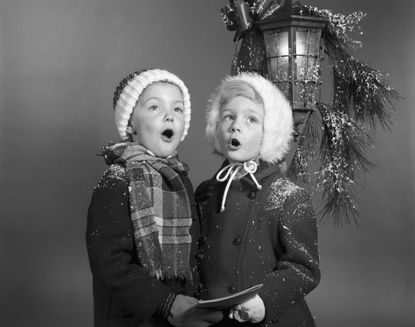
[229,138,241,149]
[161,128,174,141]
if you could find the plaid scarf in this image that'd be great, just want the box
[102,142,193,280]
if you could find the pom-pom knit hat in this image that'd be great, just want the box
[206,72,293,163]
[113,69,191,141]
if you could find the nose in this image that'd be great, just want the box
[164,110,174,122]
[231,119,241,133]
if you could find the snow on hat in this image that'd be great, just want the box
[206,72,293,163]
[113,68,191,141]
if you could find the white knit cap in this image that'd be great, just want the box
[206,72,293,163]
[114,69,191,141]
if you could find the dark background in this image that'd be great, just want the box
[0,0,414,326]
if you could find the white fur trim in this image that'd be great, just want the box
[114,69,191,141]
[206,72,293,163]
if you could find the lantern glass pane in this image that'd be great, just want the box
[267,58,279,81]
[307,57,320,81]
[307,31,321,55]
[296,56,320,82]
[306,83,317,107]
[296,29,321,56]
[295,82,306,103]
[278,57,289,80]
[264,30,289,57]
[296,31,308,55]
[277,31,289,56]
[267,57,289,81]
[296,56,307,80]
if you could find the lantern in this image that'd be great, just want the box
[257,0,327,141]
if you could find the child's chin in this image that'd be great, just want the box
[152,146,177,158]
[225,153,245,163]
[225,151,259,163]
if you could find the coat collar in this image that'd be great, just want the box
[207,159,283,191]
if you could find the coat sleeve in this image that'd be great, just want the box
[86,169,170,322]
[259,187,320,324]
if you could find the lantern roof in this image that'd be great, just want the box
[258,0,327,29]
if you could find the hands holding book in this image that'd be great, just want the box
[168,294,223,327]
[228,294,265,323]
[167,284,265,326]
[191,284,265,324]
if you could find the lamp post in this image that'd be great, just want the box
[257,0,327,142]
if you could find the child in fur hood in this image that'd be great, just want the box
[195,72,321,326]
[86,69,222,327]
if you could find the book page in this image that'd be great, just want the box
[196,284,263,310]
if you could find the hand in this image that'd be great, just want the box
[229,295,265,323]
[168,294,223,327]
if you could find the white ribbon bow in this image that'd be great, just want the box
[216,160,262,212]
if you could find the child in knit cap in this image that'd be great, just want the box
[195,72,320,326]
[86,69,223,327]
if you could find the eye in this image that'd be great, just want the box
[223,114,234,121]
[247,116,258,123]
[174,107,184,113]
[148,105,159,111]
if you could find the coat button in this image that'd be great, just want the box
[232,237,241,245]
[248,191,256,199]
[228,285,237,293]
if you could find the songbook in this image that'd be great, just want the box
[196,284,263,310]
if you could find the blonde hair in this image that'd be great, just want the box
[218,80,263,109]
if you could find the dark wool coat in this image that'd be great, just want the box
[195,161,320,327]
[86,164,200,327]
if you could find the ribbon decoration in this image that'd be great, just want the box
[221,0,286,41]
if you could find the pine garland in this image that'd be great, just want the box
[291,4,400,224]
[317,104,374,225]
[324,32,400,130]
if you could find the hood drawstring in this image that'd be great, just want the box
[216,160,262,212]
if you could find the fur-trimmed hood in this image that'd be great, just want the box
[205,72,293,163]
